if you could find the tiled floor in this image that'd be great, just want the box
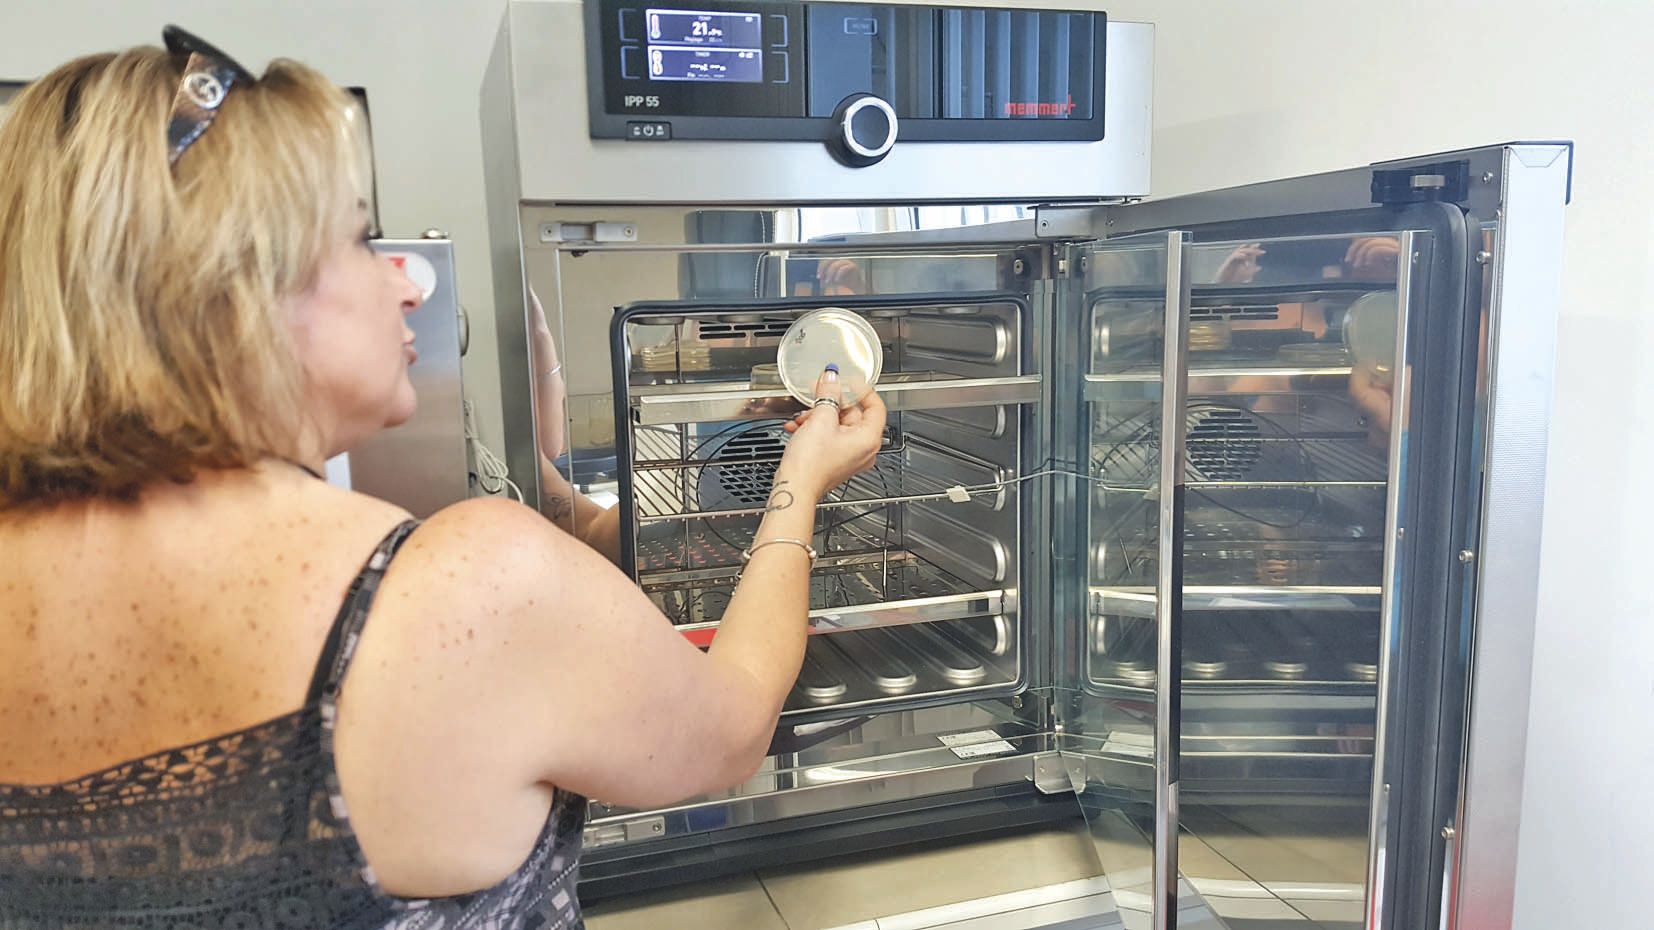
[583,806,1369,930]
[585,823,1102,930]
[759,823,1102,929]
[582,873,791,930]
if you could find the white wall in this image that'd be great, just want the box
[3,2,1646,924]
[0,0,512,449]
[1098,1,1654,925]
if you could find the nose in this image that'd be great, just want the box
[390,258,424,315]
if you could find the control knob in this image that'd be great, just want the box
[828,94,898,168]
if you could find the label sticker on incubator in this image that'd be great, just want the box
[939,730,1016,759]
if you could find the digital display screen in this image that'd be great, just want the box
[646,8,763,47]
[591,0,1104,142]
[647,45,764,83]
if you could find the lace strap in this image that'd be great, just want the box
[303,520,423,704]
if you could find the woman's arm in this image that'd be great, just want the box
[382,373,885,809]
[538,452,622,566]
[526,287,624,566]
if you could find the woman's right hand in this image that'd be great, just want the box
[777,368,887,500]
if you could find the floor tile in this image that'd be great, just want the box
[584,872,789,930]
[758,823,1103,930]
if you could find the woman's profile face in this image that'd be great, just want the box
[287,209,424,455]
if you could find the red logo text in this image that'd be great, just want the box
[1004,95,1077,117]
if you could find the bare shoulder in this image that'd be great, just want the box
[405,496,563,575]
[377,496,614,618]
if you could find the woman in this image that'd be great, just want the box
[0,29,884,930]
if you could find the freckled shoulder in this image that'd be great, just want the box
[372,496,569,611]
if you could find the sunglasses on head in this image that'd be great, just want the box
[162,24,255,168]
[158,26,382,235]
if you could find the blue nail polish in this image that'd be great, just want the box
[825,364,839,373]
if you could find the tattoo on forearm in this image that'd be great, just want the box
[546,494,573,521]
[766,480,795,512]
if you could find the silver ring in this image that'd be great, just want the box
[812,396,842,410]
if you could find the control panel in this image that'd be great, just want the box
[584,0,1106,165]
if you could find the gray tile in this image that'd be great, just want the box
[758,824,1103,930]
[1286,897,1364,927]
[584,873,789,930]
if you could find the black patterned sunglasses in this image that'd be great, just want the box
[162,25,254,167]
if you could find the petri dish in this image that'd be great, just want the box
[777,308,883,405]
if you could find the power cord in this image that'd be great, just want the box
[465,397,523,502]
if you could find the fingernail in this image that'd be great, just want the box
[825,364,839,374]
[823,365,839,381]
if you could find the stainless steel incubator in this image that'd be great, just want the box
[457,2,1572,927]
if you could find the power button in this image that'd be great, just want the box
[626,121,672,141]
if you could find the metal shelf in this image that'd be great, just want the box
[1085,355,1354,400]
[1087,677,1379,698]
[1089,281,1391,304]
[631,447,1010,523]
[640,531,1006,637]
[631,374,1041,426]
[1092,435,1389,488]
[1090,586,1383,617]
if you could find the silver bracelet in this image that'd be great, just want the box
[537,362,563,379]
[740,537,818,568]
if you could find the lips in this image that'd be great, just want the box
[403,343,419,365]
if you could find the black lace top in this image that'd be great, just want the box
[0,520,587,929]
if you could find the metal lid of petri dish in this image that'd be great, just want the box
[1344,290,1399,383]
[777,308,883,405]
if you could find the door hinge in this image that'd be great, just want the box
[1033,752,1073,795]
[1371,160,1471,205]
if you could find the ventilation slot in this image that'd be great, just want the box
[712,429,788,505]
[696,320,794,340]
[1191,304,1280,323]
[1186,407,1263,481]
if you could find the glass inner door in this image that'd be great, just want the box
[1057,230,1192,930]
[1165,233,1408,929]
[1065,227,1424,929]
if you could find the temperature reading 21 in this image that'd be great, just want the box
[645,9,764,48]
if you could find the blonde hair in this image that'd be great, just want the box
[0,46,373,506]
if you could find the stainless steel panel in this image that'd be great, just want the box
[494,1,1151,204]
[906,504,1010,587]
[904,313,1015,369]
[1448,144,1570,930]
[901,441,1009,512]
[905,404,1019,465]
[349,238,471,516]
[1094,146,1517,240]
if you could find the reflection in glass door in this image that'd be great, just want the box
[1065,228,1423,929]
[1168,232,1412,929]
[1058,230,1193,930]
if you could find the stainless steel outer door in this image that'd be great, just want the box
[1060,183,1509,930]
